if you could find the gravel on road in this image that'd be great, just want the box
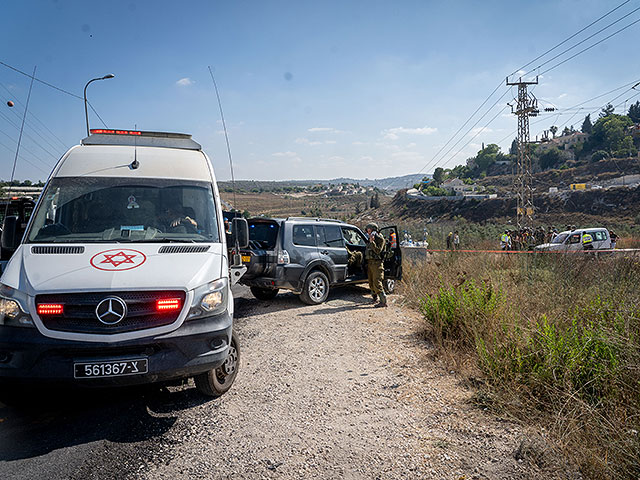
[135,286,576,480]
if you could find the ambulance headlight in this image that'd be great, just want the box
[0,284,34,327]
[188,278,228,319]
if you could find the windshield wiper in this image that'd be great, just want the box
[135,238,198,243]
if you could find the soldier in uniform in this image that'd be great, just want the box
[364,223,387,307]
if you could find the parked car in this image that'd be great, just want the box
[0,128,248,397]
[535,227,611,252]
[239,217,402,304]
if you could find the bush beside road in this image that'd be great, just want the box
[1,285,577,479]
[401,253,640,479]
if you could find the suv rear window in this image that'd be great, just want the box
[249,221,279,249]
[293,225,316,246]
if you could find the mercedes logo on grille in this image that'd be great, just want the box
[95,297,128,325]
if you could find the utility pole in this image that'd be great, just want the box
[506,75,539,229]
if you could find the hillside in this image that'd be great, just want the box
[377,185,640,227]
[477,157,640,193]
[218,173,426,193]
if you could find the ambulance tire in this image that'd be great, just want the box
[195,331,240,397]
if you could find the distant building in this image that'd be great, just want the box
[539,132,588,152]
[441,178,479,195]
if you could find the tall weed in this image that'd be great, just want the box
[405,253,640,478]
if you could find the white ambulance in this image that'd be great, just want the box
[0,129,247,397]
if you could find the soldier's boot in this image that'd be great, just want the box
[371,294,378,303]
[376,291,388,308]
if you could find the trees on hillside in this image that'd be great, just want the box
[432,167,446,186]
[600,103,615,118]
[581,114,593,134]
[589,114,635,158]
[549,125,558,138]
[538,147,564,170]
[628,101,640,123]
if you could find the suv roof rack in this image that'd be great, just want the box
[81,129,201,150]
[285,216,343,223]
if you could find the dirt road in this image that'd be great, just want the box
[0,286,574,479]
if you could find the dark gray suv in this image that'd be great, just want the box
[239,217,402,304]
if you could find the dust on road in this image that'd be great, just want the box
[0,286,575,479]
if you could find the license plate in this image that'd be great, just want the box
[74,359,148,379]
[241,255,251,263]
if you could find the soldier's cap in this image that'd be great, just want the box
[365,223,379,231]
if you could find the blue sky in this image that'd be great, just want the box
[1,0,639,181]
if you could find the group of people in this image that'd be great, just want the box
[499,227,546,251]
[499,225,619,251]
[446,231,460,250]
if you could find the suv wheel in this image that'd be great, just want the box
[194,331,240,397]
[384,278,396,294]
[300,271,329,305]
[250,286,279,301]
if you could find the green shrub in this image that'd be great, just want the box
[420,280,503,348]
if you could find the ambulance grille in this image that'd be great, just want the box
[31,246,85,255]
[158,245,210,254]
[36,290,186,334]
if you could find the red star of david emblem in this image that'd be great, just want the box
[90,249,147,271]
[100,251,137,267]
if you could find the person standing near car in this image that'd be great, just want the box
[365,223,387,308]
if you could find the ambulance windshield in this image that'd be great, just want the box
[27,177,220,243]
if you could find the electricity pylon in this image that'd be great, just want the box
[506,75,539,229]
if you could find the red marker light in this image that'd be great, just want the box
[156,298,181,312]
[37,304,64,315]
[90,129,141,136]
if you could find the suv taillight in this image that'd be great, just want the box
[277,250,290,265]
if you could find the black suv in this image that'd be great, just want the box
[239,217,402,304]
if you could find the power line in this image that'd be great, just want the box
[0,109,62,160]
[0,80,68,149]
[416,80,504,174]
[418,89,510,174]
[0,59,109,129]
[0,127,56,170]
[418,2,640,176]
[512,0,633,75]
[540,16,640,75]
[445,105,510,169]
[0,139,50,176]
[526,4,640,76]
[0,96,65,156]
[5,66,37,219]
[0,60,82,100]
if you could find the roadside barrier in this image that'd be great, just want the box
[401,246,640,255]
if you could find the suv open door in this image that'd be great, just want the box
[379,225,402,293]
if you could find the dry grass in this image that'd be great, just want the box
[220,191,390,221]
[399,252,640,479]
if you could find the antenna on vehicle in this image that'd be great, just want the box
[3,65,36,223]
[208,66,236,210]
[130,123,139,169]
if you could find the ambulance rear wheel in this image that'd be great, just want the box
[195,331,240,397]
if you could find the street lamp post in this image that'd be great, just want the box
[84,74,115,136]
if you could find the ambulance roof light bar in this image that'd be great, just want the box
[83,129,201,150]
[89,129,192,139]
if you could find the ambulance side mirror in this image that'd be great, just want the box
[231,218,249,249]
[1,216,20,259]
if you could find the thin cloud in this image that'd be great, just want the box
[469,126,494,136]
[271,151,299,158]
[295,138,333,146]
[308,127,343,133]
[176,77,194,87]
[382,126,437,140]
